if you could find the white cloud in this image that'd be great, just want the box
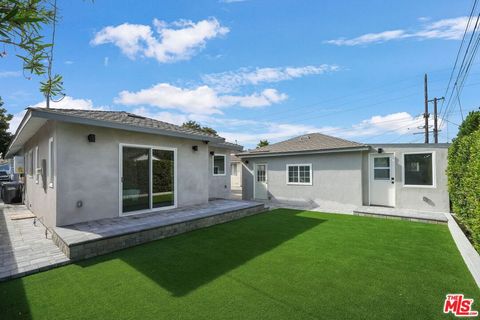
[115,83,287,114]
[217,112,431,147]
[8,96,108,133]
[91,18,229,63]
[104,57,109,67]
[326,16,471,46]
[64,60,74,65]
[0,71,21,78]
[131,107,189,125]
[202,65,338,92]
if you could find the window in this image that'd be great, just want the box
[25,153,29,176]
[373,157,390,180]
[256,164,266,182]
[213,155,226,175]
[287,164,312,185]
[48,137,54,188]
[122,146,176,213]
[34,146,39,183]
[231,163,238,176]
[28,150,33,176]
[404,153,434,187]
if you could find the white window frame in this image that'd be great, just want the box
[34,146,39,183]
[286,163,313,186]
[212,154,226,176]
[118,143,178,216]
[48,137,54,188]
[402,151,436,189]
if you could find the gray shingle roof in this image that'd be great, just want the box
[237,133,367,156]
[31,107,220,139]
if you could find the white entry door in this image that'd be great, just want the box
[254,164,268,200]
[369,154,395,207]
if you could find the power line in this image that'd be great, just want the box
[440,0,479,114]
[440,2,480,133]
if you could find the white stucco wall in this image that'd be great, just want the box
[55,123,212,226]
[22,121,57,227]
[363,144,450,212]
[242,151,364,208]
[208,147,231,199]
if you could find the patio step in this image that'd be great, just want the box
[353,206,448,224]
[52,200,267,261]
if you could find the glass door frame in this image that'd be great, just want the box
[119,143,177,216]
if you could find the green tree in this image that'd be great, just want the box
[0,97,13,158]
[447,110,480,250]
[181,120,218,136]
[257,139,269,148]
[1,0,63,100]
[457,109,480,138]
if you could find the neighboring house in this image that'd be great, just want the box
[230,154,242,190]
[6,108,242,228]
[237,133,450,213]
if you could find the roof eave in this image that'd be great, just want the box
[237,146,370,158]
[5,110,34,158]
[30,108,226,143]
[210,142,243,151]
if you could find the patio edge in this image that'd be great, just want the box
[445,212,480,288]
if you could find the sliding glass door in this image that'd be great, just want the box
[121,145,175,214]
[152,149,174,208]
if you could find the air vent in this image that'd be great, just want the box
[300,135,311,141]
[127,113,146,119]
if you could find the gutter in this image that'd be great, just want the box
[237,146,370,158]
[210,142,243,152]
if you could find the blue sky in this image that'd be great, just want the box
[1,0,479,148]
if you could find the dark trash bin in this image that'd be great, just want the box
[1,182,22,204]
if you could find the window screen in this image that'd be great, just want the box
[287,165,311,184]
[404,153,433,186]
[213,155,225,175]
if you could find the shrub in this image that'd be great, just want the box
[447,111,480,250]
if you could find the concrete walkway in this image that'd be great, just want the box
[0,203,70,282]
[354,206,448,224]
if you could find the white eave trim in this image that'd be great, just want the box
[237,146,370,158]
[5,111,33,158]
[209,142,243,151]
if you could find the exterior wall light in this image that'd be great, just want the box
[210,151,215,156]
[192,145,198,151]
[87,134,96,143]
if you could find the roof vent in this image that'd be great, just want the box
[300,135,311,141]
[127,113,146,119]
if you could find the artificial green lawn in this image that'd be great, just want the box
[1,209,479,319]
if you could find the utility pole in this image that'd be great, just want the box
[430,96,445,144]
[424,74,429,144]
[433,97,438,144]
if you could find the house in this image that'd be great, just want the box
[237,133,450,213]
[6,108,242,228]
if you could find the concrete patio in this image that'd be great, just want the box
[353,205,448,224]
[52,199,267,260]
[0,203,70,282]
